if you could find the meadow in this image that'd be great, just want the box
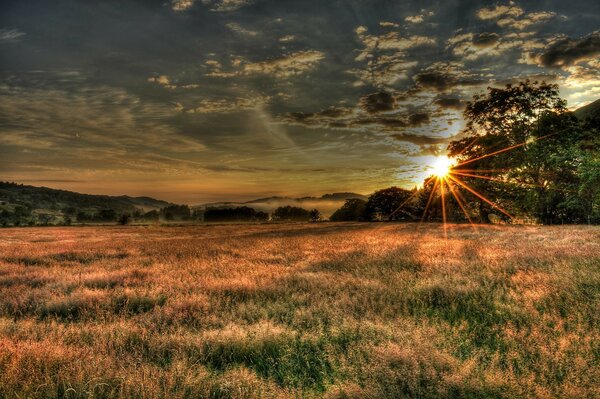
[0,223,598,398]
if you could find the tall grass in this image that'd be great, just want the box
[0,223,599,398]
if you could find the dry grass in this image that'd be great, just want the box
[0,223,599,398]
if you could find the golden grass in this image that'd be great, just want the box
[0,223,599,398]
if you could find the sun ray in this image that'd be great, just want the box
[452,168,511,174]
[388,189,421,220]
[446,178,476,227]
[440,177,447,238]
[451,171,548,190]
[447,174,514,220]
[455,133,557,169]
[419,177,439,228]
[455,141,528,168]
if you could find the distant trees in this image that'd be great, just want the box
[119,214,132,225]
[330,199,367,221]
[160,205,191,221]
[142,210,160,222]
[98,209,117,221]
[273,206,311,221]
[309,209,321,222]
[204,206,268,222]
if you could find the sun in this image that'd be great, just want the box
[431,156,454,178]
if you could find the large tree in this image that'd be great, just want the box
[447,80,577,223]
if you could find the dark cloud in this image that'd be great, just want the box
[414,71,451,90]
[433,97,465,110]
[538,31,600,68]
[391,133,449,146]
[472,32,500,47]
[413,63,483,92]
[358,92,397,114]
[408,112,430,126]
[283,107,353,125]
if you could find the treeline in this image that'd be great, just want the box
[0,203,201,227]
[203,206,321,222]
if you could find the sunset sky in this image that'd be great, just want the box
[1,0,599,203]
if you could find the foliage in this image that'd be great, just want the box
[160,205,191,221]
[273,206,311,221]
[329,199,367,221]
[363,187,416,221]
[448,81,598,224]
[309,209,322,222]
[204,206,269,222]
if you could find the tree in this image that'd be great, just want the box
[119,214,131,225]
[309,209,321,222]
[98,209,117,221]
[142,210,160,222]
[364,187,416,221]
[330,198,367,221]
[160,205,191,221]
[273,206,311,221]
[448,80,573,223]
[204,206,267,222]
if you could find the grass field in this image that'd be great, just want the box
[0,223,599,398]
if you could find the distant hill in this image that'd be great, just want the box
[244,192,366,204]
[0,182,173,216]
[573,98,600,120]
[199,192,367,218]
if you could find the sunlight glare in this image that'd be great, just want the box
[431,156,454,178]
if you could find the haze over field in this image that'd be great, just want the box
[1,0,599,203]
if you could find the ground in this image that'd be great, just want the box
[0,223,599,398]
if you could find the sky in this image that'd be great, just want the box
[1,0,599,204]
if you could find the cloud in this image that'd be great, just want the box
[433,97,465,110]
[279,35,295,43]
[447,32,510,60]
[0,83,206,165]
[283,107,354,125]
[408,112,430,126]
[241,50,325,78]
[476,3,524,21]
[202,50,325,79]
[282,103,432,133]
[225,22,258,36]
[358,92,397,114]
[380,21,400,28]
[537,31,600,68]
[404,9,435,24]
[503,12,557,30]
[183,95,272,114]
[413,62,482,92]
[171,0,252,12]
[205,0,253,12]
[147,75,175,89]
[147,75,198,89]
[171,0,195,11]
[391,133,449,146]
[0,28,26,42]
[351,26,435,87]
[472,32,500,47]
[476,3,558,30]
[355,29,436,54]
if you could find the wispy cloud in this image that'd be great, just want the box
[404,9,435,24]
[0,28,26,42]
